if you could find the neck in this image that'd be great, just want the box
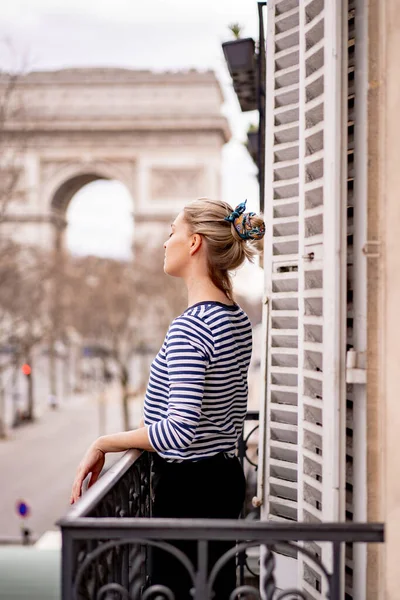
[184,274,233,307]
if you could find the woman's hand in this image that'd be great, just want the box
[70,443,105,504]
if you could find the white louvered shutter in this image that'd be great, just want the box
[261,0,351,597]
[263,0,301,532]
[262,0,301,586]
[344,2,368,599]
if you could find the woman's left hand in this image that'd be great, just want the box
[70,443,105,504]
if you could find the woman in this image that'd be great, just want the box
[70,198,265,599]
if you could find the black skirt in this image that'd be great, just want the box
[149,452,246,600]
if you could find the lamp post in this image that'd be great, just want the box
[222,2,267,213]
[257,2,266,214]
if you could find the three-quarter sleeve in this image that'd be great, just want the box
[147,316,213,453]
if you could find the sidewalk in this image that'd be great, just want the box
[0,384,143,540]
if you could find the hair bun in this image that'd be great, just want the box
[224,200,265,241]
[233,212,266,241]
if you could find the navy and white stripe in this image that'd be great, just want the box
[144,301,252,462]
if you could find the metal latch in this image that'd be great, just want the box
[346,349,367,384]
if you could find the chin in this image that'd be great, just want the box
[164,264,180,278]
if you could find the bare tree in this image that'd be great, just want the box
[63,250,186,430]
[0,244,53,430]
[0,39,31,225]
[0,42,35,433]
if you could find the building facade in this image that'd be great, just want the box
[254,0,398,598]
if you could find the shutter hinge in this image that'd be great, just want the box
[346,349,367,384]
[362,240,381,258]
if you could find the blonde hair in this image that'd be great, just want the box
[183,198,265,302]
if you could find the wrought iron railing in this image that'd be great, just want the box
[59,449,151,600]
[238,410,260,516]
[59,518,383,599]
[58,441,384,600]
[237,411,260,587]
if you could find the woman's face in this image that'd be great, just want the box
[163,211,193,277]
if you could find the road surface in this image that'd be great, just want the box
[0,384,143,540]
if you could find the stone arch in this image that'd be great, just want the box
[43,160,136,217]
[43,161,136,252]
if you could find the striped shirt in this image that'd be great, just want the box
[143,301,252,462]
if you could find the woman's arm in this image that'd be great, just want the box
[70,427,154,504]
[71,319,212,503]
[146,320,211,453]
[96,426,155,453]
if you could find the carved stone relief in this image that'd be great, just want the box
[0,166,26,203]
[39,158,136,207]
[150,167,204,201]
[40,160,73,185]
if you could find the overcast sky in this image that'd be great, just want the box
[0,0,261,272]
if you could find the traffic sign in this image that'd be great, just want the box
[16,500,30,519]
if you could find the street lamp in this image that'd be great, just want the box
[222,37,257,112]
[222,2,267,213]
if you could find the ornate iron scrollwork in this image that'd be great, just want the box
[59,444,384,600]
[71,536,339,599]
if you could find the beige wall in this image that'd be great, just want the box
[367,0,400,598]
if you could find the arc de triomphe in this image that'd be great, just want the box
[1,68,231,250]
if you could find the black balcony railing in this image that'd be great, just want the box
[237,411,260,587]
[58,423,384,600]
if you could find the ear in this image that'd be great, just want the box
[189,233,202,256]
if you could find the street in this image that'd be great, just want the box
[0,384,143,540]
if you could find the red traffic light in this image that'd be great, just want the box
[21,364,32,376]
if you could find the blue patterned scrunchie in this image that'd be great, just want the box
[224,200,265,241]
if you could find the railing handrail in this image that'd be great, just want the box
[62,410,259,523]
[61,449,142,521]
[58,516,384,543]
